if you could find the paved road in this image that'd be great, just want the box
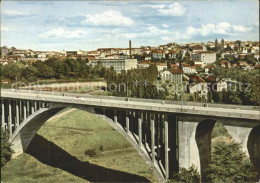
[1,90,260,120]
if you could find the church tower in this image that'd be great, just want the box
[221,38,224,51]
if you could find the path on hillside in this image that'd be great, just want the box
[48,108,77,121]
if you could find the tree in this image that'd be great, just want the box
[21,65,38,81]
[146,64,158,83]
[172,165,200,183]
[2,62,25,80]
[1,128,13,167]
[206,141,258,182]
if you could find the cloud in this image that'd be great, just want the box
[39,28,88,39]
[1,25,10,32]
[83,10,134,26]
[147,3,186,16]
[140,26,169,38]
[158,3,186,16]
[142,4,166,9]
[253,20,259,27]
[185,22,251,38]
[2,9,30,16]
[162,24,169,28]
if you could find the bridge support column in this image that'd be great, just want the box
[8,100,12,135]
[27,101,30,116]
[2,100,5,130]
[34,102,37,111]
[31,102,35,113]
[151,114,155,164]
[19,101,22,120]
[16,101,20,128]
[164,117,169,180]
[138,112,142,149]
[126,111,130,134]
[23,102,27,120]
[114,110,117,123]
[178,121,199,170]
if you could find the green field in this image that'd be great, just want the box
[1,110,157,182]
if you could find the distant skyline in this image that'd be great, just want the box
[1,1,259,51]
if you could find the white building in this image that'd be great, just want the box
[182,65,197,74]
[216,79,228,92]
[154,62,167,72]
[189,83,208,95]
[161,69,183,83]
[90,58,137,73]
[191,51,216,65]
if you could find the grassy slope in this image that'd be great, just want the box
[1,110,156,182]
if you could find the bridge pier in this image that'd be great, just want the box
[168,115,179,178]
[164,117,169,179]
[126,111,130,134]
[151,114,155,164]
[178,121,200,170]
[8,100,12,135]
[31,102,35,113]
[16,101,20,128]
[114,110,117,123]
[27,101,30,116]
[23,101,27,120]
[2,100,5,130]
[138,112,142,149]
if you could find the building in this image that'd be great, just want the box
[191,51,216,65]
[204,65,213,74]
[216,79,228,92]
[182,64,197,74]
[188,75,208,95]
[220,60,231,68]
[161,69,183,83]
[153,62,167,72]
[138,60,150,69]
[90,58,137,72]
[1,47,8,58]
[13,50,25,57]
[152,50,165,59]
[66,51,77,57]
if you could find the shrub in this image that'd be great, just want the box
[172,165,200,183]
[1,128,13,167]
[84,149,97,157]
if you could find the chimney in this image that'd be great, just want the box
[129,40,132,58]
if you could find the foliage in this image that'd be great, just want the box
[211,122,231,139]
[1,128,13,167]
[2,62,25,80]
[85,149,97,157]
[172,165,200,183]
[213,66,260,105]
[2,58,106,82]
[206,141,258,183]
[104,65,168,99]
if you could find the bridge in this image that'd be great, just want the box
[1,89,260,182]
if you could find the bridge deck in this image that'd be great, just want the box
[1,90,260,121]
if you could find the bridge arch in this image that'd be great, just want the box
[9,104,164,182]
[195,119,217,182]
[10,107,66,156]
[247,125,260,175]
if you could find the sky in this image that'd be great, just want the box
[1,1,259,51]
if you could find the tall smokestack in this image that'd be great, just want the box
[129,40,132,58]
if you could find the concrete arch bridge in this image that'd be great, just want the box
[1,90,260,182]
